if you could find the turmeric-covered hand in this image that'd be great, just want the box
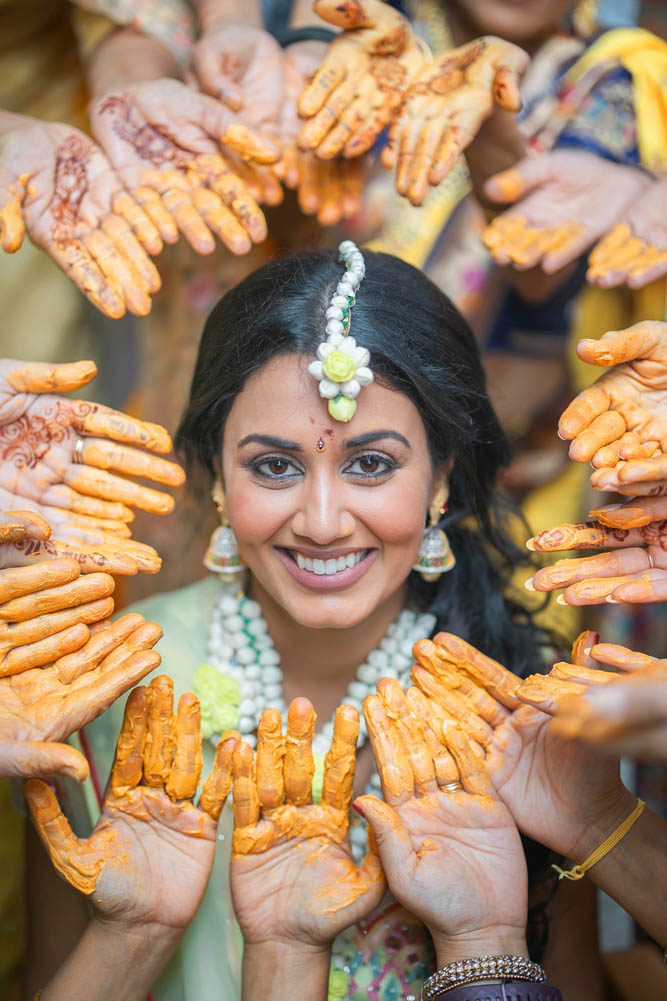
[297,0,425,160]
[483,151,649,272]
[557,321,667,478]
[0,117,163,318]
[0,358,184,573]
[25,676,231,931]
[527,496,667,605]
[357,678,527,963]
[0,608,161,779]
[548,643,667,762]
[588,176,667,289]
[230,698,385,949]
[385,36,528,206]
[90,79,279,256]
[279,41,364,225]
[418,632,633,866]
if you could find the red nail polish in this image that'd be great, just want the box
[352,801,365,818]
[593,633,600,646]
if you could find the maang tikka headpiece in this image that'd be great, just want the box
[308,241,373,422]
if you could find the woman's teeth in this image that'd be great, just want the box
[293,551,367,575]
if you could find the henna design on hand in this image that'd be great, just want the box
[52,136,94,237]
[99,94,191,170]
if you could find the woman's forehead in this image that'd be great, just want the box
[223,354,427,447]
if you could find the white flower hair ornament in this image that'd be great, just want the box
[308,241,374,422]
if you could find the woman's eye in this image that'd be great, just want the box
[346,453,395,478]
[252,456,301,479]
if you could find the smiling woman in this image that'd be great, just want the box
[76,248,557,1001]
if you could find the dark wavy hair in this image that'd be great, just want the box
[177,248,548,677]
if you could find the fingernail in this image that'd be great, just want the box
[605,595,619,604]
[526,538,536,551]
[524,577,535,591]
[556,594,568,605]
[557,430,567,441]
[593,633,600,645]
[583,646,593,656]
[352,801,365,818]
[589,504,622,515]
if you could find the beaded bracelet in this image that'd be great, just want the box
[421,955,546,1001]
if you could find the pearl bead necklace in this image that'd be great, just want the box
[206,583,436,761]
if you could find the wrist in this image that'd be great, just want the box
[430,925,528,968]
[89,28,179,96]
[566,785,637,868]
[242,939,331,1001]
[197,0,261,31]
[90,912,183,955]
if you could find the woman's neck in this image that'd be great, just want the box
[249,577,408,722]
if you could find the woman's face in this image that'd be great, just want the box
[450,0,572,45]
[222,354,437,630]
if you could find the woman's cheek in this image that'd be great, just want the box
[358,479,428,547]
[226,481,291,543]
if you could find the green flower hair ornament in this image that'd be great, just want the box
[192,664,241,739]
[308,241,373,423]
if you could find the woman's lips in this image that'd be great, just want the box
[275,547,378,592]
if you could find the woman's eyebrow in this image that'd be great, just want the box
[343,430,411,449]
[237,433,303,451]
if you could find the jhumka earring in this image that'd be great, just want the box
[203,480,246,576]
[412,482,456,581]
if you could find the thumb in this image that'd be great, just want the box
[220,124,281,165]
[0,176,26,252]
[0,741,89,781]
[484,154,554,204]
[577,321,665,368]
[25,778,103,895]
[353,795,412,879]
[4,359,97,394]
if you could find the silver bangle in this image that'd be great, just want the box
[421,955,546,1000]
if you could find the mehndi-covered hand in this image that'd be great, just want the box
[356,678,528,962]
[384,36,528,206]
[588,175,667,289]
[556,322,667,492]
[297,0,425,160]
[185,25,284,127]
[483,151,650,273]
[280,42,364,224]
[0,358,185,573]
[549,643,667,761]
[419,632,634,864]
[25,676,231,930]
[526,496,667,605]
[90,79,279,255]
[230,698,384,949]
[0,607,161,780]
[0,118,163,318]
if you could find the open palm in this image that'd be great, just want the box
[297,0,425,159]
[358,680,527,950]
[0,120,162,317]
[231,700,384,948]
[26,677,232,929]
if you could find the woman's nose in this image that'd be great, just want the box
[290,475,355,543]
